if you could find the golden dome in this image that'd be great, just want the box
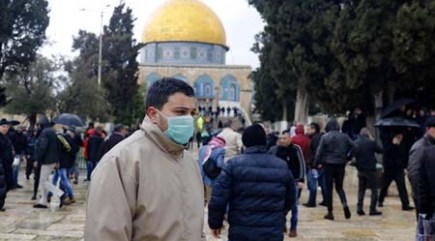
[142,0,227,48]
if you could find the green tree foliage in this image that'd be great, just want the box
[0,0,49,80]
[249,0,435,120]
[102,4,144,124]
[57,31,110,121]
[3,55,56,127]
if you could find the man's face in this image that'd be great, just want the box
[307,126,315,136]
[278,133,291,147]
[0,124,10,135]
[120,128,129,137]
[147,92,196,132]
[427,127,435,139]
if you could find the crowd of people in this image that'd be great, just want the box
[2,76,433,240]
[0,117,131,211]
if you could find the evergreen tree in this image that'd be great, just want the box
[0,0,49,108]
[103,4,144,124]
[58,31,110,121]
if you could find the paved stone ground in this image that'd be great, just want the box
[0,163,416,241]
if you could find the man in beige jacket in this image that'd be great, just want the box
[217,120,243,162]
[84,78,205,241]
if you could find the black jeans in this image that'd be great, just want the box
[26,158,34,179]
[379,170,410,208]
[357,170,379,212]
[33,163,41,197]
[324,164,348,212]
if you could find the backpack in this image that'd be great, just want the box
[203,156,221,179]
[57,134,71,153]
[202,147,222,179]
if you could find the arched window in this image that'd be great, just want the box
[145,73,161,88]
[220,75,240,101]
[172,74,188,83]
[194,74,214,99]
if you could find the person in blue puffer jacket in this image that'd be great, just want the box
[208,124,296,241]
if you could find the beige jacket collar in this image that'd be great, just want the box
[140,117,185,156]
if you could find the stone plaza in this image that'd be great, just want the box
[0,160,416,241]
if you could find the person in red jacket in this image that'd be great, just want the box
[291,124,310,162]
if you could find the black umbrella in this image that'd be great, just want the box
[52,113,84,127]
[375,117,420,128]
[382,98,417,118]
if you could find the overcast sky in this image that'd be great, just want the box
[40,0,265,68]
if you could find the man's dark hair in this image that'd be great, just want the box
[309,122,320,134]
[145,78,195,110]
[281,129,290,135]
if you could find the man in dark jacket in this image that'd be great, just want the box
[9,125,28,189]
[0,119,14,211]
[53,130,75,205]
[98,124,128,160]
[314,118,356,220]
[303,122,326,208]
[415,121,435,238]
[0,119,15,192]
[409,116,435,218]
[269,130,305,238]
[378,131,414,211]
[354,128,383,216]
[87,126,104,173]
[208,124,296,241]
[33,118,59,209]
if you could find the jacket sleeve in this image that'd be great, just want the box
[284,170,296,213]
[294,145,306,182]
[408,142,424,189]
[418,151,431,215]
[84,157,136,241]
[35,132,48,162]
[215,148,225,168]
[208,160,233,229]
[346,136,357,160]
[314,136,325,167]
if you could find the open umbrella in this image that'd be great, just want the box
[382,98,417,118]
[375,117,420,128]
[52,113,84,127]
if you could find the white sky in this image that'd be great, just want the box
[41,0,265,68]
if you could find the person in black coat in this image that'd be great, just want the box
[9,125,28,189]
[87,126,104,171]
[33,118,60,209]
[208,124,296,241]
[0,119,15,192]
[97,124,127,160]
[314,118,356,220]
[268,130,305,238]
[303,122,327,208]
[378,131,414,211]
[0,119,14,211]
[354,128,383,216]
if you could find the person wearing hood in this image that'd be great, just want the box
[85,78,204,241]
[33,118,60,209]
[354,128,383,216]
[208,124,296,241]
[198,136,225,205]
[314,118,357,220]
